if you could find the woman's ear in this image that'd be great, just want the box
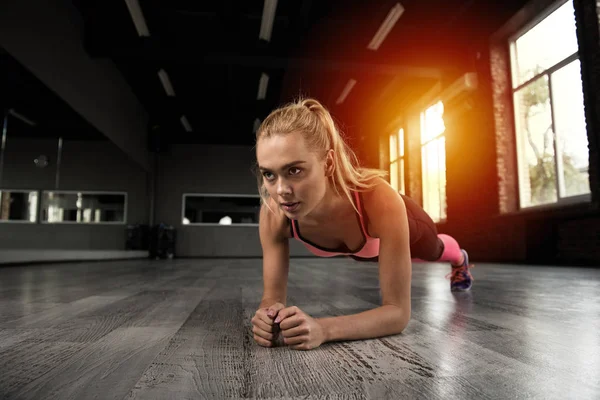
[325,149,335,177]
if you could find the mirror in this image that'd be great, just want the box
[0,190,38,223]
[41,191,127,223]
[183,194,260,225]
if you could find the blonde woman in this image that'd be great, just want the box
[251,98,474,350]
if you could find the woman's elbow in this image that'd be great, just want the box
[389,305,410,334]
[397,311,410,333]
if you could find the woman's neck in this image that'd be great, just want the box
[299,186,354,225]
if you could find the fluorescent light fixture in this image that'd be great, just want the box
[367,2,404,50]
[180,115,192,132]
[253,118,261,133]
[259,0,278,42]
[336,79,357,104]
[124,0,150,37]
[8,109,36,126]
[257,73,269,100]
[158,69,176,97]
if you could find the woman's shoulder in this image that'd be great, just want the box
[357,177,395,199]
[358,178,405,216]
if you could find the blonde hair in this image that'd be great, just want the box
[255,97,387,213]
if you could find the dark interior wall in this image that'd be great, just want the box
[155,144,313,257]
[369,0,600,266]
[0,138,148,250]
[0,0,151,171]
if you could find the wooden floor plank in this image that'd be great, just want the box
[0,258,598,399]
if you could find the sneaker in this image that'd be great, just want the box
[447,249,474,292]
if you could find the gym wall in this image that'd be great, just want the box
[0,138,149,262]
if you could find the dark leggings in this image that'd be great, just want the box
[351,193,444,262]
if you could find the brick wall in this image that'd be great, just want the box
[490,43,520,214]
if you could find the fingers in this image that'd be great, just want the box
[252,317,276,334]
[281,324,309,338]
[266,302,285,319]
[253,333,274,347]
[274,306,299,324]
[291,343,313,351]
[251,303,287,348]
[252,324,276,341]
[254,309,275,326]
[283,335,307,346]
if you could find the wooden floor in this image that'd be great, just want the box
[0,258,598,400]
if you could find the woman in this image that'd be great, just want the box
[251,98,473,350]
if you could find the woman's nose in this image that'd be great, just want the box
[276,179,292,196]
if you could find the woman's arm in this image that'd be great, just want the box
[258,199,291,307]
[319,181,412,342]
[251,199,292,347]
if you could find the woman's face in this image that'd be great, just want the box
[256,131,330,219]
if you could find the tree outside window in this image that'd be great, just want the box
[511,0,590,208]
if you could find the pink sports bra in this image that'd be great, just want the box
[290,191,380,258]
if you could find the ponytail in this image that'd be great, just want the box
[256,97,388,213]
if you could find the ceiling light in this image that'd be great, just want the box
[180,115,192,132]
[259,0,278,42]
[336,79,357,104]
[8,109,37,126]
[158,69,175,97]
[253,118,261,133]
[367,3,404,50]
[124,0,150,37]
[257,73,269,100]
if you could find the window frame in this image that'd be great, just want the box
[508,0,591,210]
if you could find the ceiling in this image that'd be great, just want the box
[0,47,106,141]
[2,0,529,147]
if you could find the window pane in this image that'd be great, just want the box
[421,101,445,144]
[389,133,398,161]
[400,159,405,194]
[390,161,399,192]
[0,190,38,222]
[514,75,557,207]
[551,59,591,198]
[438,137,447,221]
[399,128,405,157]
[422,138,446,222]
[183,195,260,224]
[512,0,578,86]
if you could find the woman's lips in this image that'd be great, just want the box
[281,202,300,212]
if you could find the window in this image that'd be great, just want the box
[0,190,38,223]
[421,101,447,223]
[41,191,127,224]
[182,194,260,226]
[389,128,405,193]
[510,0,590,208]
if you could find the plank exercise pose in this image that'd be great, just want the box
[252,98,474,350]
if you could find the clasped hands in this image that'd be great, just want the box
[251,303,326,350]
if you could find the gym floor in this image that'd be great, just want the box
[0,258,598,399]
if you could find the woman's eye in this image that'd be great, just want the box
[289,167,302,175]
[263,172,274,181]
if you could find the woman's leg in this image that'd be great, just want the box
[401,194,473,291]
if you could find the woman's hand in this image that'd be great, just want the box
[275,306,326,350]
[251,302,285,347]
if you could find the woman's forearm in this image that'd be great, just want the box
[317,305,409,342]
